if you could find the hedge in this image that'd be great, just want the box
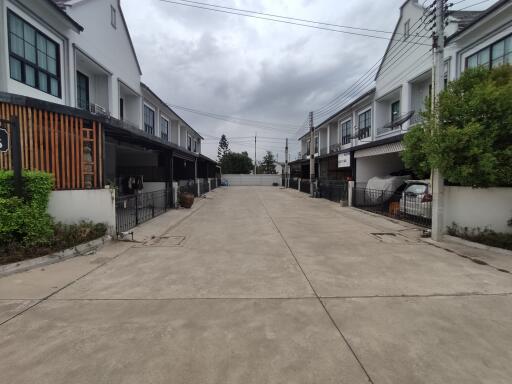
[0,170,54,245]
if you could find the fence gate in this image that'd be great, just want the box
[352,187,432,228]
[116,188,171,234]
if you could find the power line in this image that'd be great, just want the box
[158,0,431,45]
[170,0,402,35]
[456,0,493,11]
[310,13,431,120]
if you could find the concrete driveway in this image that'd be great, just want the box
[1,187,511,384]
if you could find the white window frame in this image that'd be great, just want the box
[338,117,352,146]
[143,103,155,135]
[404,20,410,39]
[160,114,169,141]
[357,107,372,140]
[111,5,117,29]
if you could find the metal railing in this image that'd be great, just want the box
[199,178,209,195]
[116,189,171,234]
[318,179,348,203]
[289,178,298,189]
[352,187,432,227]
[178,180,197,197]
[299,179,310,194]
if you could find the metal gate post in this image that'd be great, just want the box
[135,194,139,225]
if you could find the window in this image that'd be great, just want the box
[76,71,89,110]
[391,101,400,123]
[144,105,155,135]
[340,120,352,145]
[404,20,410,39]
[187,135,192,151]
[306,139,311,156]
[466,35,512,69]
[160,116,169,141]
[314,136,319,154]
[358,110,371,139]
[8,11,60,97]
[111,5,117,29]
[119,98,124,120]
[193,139,197,152]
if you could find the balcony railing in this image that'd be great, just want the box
[377,111,415,136]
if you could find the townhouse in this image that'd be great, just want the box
[291,0,512,187]
[0,0,219,233]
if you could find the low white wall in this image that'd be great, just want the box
[223,174,281,186]
[444,186,512,233]
[48,189,116,234]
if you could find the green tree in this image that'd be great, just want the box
[257,151,277,174]
[220,151,254,174]
[401,65,512,187]
[217,134,229,161]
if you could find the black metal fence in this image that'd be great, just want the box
[210,178,217,191]
[299,179,310,194]
[178,180,197,197]
[289,178,298,189]
[116,189,171,234]
[352,187,432,227]
[318,179,348,203]
[199,178,209,195]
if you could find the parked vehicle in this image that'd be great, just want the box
[399,180,432,219]
[364,175,410,205]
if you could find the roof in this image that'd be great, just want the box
[298,88,376,141]
[447,0,512,42]
[45,0,83,31]
[449,10,484,31]
[52,0,142,74]
[140,82,205,140]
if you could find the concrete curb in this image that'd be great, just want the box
[441,235,512,256]
[0,236,111,277]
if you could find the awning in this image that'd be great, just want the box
[354,141,404,158]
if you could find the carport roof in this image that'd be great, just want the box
[0,92,217,165]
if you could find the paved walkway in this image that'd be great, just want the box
[1,187,512,384]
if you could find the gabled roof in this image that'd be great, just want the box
[446,0,511,42]
[44,0,83,31]
[449,10,484,32]
[52,0,142,75]
[140,82,205,140]
[375,0,425,80]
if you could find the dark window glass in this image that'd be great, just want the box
[7,12,60,97]
[160,117,169,141]
[111,6,117,28]
[358,110,371,139]
[391,101,400,123]
[466,34,512,69]
[144,105,155,135]
[341,120,352,145]
[77,71,89,110]
[120,98,124,120]
[314,136,319,154]
[187,135,192,151]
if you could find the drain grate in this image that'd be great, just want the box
[143,236,186,247]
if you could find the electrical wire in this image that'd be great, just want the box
[158,0,432,45]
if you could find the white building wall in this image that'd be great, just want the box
[355,152,404,184]
[444,187,512,233]
[48,189,116,234]
[65,0,141,117]
[1,0,76,104]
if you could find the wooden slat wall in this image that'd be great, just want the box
[0,102,103,190]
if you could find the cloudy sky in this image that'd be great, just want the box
[122,0,496,162]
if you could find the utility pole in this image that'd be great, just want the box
[309,111,315,197]
[254,134,257,175]
[285,138,289,188]
[431,0,446,241]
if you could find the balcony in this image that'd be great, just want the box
[376,111,415,136]
[75,48,110,116]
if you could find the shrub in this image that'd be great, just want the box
[0,170,54,246]
[401,65,512,187]
[447,223,512,251]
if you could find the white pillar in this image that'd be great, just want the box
[348,180,354,207]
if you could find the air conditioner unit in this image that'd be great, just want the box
[89,103,107,115]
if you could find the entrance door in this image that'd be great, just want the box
[76,71,89,110]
